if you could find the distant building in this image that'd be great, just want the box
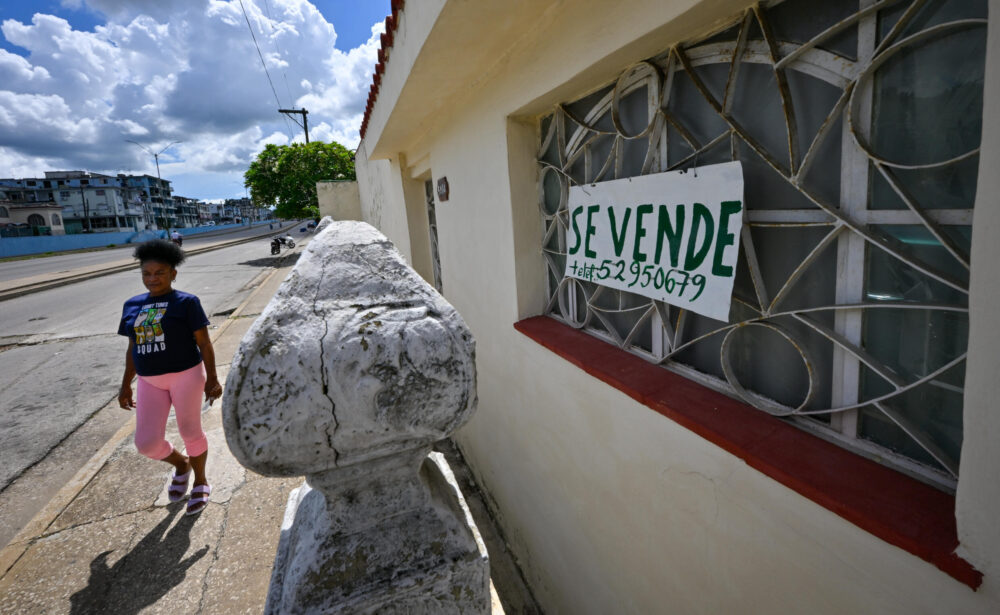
[121,174,175,229]
[171,195,201,228]
[196,200,215,225]
[0,188,66,236]
[223,197,272,223]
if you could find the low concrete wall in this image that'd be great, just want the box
[0,220,276,258]
[0,230,161,258]
[317,180,362,221]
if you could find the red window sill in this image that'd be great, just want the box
[514,316,982,590]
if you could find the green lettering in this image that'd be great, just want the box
[568,205,585,255]
[654,204,685,267]
[683,203,714,271]
[584,204,600,258]
[712,200,743,277]
[632,204,653,263]
[608,207,632,257]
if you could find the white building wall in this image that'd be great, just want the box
[358,1,1000,612]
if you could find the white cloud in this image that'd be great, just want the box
[0,1,380,197]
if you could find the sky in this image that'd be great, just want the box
[0,0,391,200]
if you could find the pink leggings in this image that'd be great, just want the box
[135,362,208,460]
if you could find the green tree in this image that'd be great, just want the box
[244,141,355,219]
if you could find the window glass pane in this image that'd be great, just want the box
[770,0,858,59]
[882,0,988,41]
[867,224,969,294]
[666,68,729,151]
[869,156,979,211]
[871,27,986,166]
[859,359,965,470]
[729,63,790,167]
[738,140,817,210]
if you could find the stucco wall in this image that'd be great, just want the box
[316,180,362,221]
[358,1,1000,612]
[957,0,1000,584]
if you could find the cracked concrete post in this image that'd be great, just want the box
[222,220,489,614]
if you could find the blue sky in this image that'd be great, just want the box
[0,0,391,200]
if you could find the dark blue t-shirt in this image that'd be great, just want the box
[118,290,211,376]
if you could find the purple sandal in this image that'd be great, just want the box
[186,484,212,516]
[168,470,191,503]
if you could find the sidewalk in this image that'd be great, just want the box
[0,243,538,614]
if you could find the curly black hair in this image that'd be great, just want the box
[133,239,186,267]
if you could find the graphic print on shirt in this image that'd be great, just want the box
[133,302,168,354]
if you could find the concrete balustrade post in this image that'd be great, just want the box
[222,219,489,614]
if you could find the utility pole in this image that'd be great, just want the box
[278,108,309,143]
[126,140,181,230]
[79,184,91,232]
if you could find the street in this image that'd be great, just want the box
[0,235,304,547]
[0,222,306,283]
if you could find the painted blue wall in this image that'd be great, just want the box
[0,221,277,258]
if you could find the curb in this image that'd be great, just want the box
[0,223,302,302]
[0,248,298,577]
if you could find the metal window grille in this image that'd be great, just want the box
[538,0,987,489]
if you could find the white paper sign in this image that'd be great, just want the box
[564,161,744,322]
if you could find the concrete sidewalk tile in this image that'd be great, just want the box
[47,440,164,534]
[200,476,302,613]
[0,509,141,613]
[153,426,246,508]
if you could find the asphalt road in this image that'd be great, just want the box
[0,221,307,283]
[0,236,306,547]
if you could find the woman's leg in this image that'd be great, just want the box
[134,377,175,460]
[168,363,209,487]
[136,376,190,475]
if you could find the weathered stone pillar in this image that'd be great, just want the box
[222,220,488,614]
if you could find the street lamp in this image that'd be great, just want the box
[126,140,181,179]
[126,140,181,230]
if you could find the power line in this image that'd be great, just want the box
[238,0,283,113]
[261,0,297,107]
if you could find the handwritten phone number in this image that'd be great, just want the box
[568,259,707,301]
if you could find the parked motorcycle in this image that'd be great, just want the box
[270,234,295,255]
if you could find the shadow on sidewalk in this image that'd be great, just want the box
[68,502,210,615]
[239,252,301,268]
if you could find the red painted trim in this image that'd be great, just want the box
[359,4,404,142]
[514,315,983,589]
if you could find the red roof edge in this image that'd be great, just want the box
[360,2,405,140]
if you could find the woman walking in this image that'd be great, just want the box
[117,239,222,516]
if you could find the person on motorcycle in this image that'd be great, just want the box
[170,230,183,246]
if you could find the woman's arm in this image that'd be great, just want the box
[194,327,223,402]
[118,337,136,410]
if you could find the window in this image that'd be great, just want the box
[60,191,70,199]
[51,214,61,226]
[538,0,986,488]
[0,206,8,217]
[95,189,106,196]
[27,214,45,227]
[424,180,443,292]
